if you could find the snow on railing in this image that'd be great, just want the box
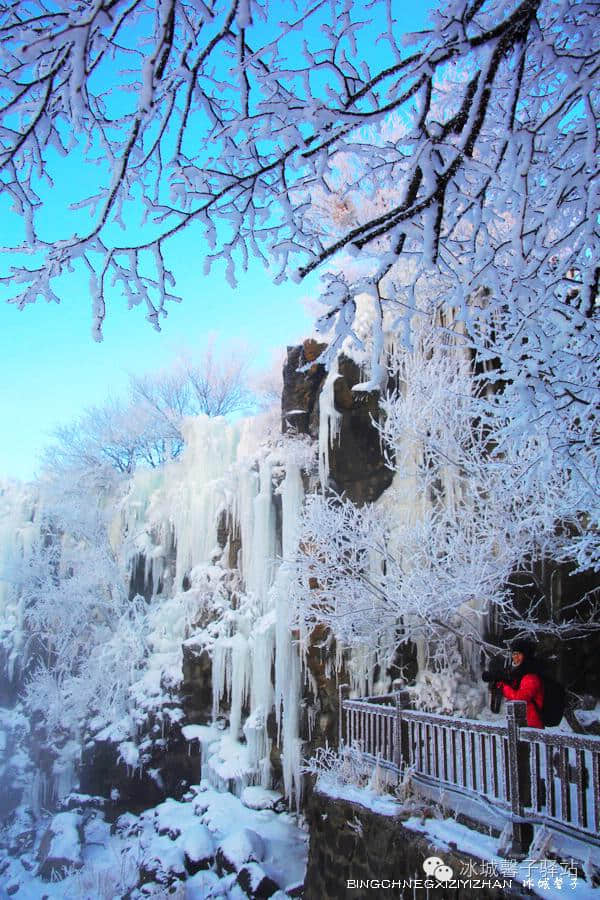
[339,686,600,859]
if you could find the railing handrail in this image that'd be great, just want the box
[397,707,510,735]
[342,693,600,750]
[518,725,600,752]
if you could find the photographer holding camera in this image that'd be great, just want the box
[482,639,545,729]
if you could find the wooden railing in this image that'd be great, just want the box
[339,686,600,857]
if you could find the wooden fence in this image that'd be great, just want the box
[339,686,600,857]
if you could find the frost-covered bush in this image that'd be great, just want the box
[15,473,149,761]
[303,743,377,791]
[410,669,482,719]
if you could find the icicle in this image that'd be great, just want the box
[274,461,305,737]
[281,646,302,810]
[245,613,276,780]
[212,639,228,723]
[118,417,241,591]
[318,358,342,488]
[234,463,259,585]
[228,633,249,738]
[245,459,277,610]
[169,417,241,586]
[29,771,51,820]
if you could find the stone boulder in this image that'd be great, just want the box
[37,812,83,880]
[182,823,215,874]
[237,862,280,898]
[241,786,284,812]
[216,828,266,875]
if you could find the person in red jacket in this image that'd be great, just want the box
[483,639,545,728]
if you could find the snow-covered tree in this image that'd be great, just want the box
[290,321,600,662]
[44,340,255,474]
[43,399,168,476]
[17,470,148,744]
[130,338,254,427]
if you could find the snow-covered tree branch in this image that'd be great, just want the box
[1,0,596,326]
[2,0,597,524]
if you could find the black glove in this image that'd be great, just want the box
[481,670,494,683]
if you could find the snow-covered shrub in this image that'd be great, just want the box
[407,645,485,717]
[410,669,481,718]
[303,743,377,791]
[9,468,150,783]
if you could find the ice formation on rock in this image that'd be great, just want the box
[108,412,314,805]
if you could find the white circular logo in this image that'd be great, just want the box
[423,856,454,882]
[434,864,454,883]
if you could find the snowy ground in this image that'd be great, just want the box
[0,782,307,899]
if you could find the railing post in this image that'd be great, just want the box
[338,683,350,748]
[394,690,410,773]
[506,700,533,858]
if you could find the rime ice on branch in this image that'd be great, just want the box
[1,0,597,563]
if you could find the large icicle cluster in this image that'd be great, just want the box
[112,410,316,807]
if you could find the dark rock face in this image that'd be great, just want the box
[79,739,164,815]
[128,552,153,601]
[282,342,394,504]
[300,624,343,765]
[79,716,201,819]
[128,525,176,601]
[217,509,242,569]
[0,647,19,706]
[486,558,600,705]
[328,355,394,505]
[181,644,213,724]
[281,339,327,438]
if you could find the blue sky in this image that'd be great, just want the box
[0,1,435,482]
[0,257,319,480]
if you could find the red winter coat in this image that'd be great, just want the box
[500,672,545,728]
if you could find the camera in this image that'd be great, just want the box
[483,653,512,714]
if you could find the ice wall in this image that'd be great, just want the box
[118,416,241,594]
[0,481,39,681]
[113,410,312,805]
